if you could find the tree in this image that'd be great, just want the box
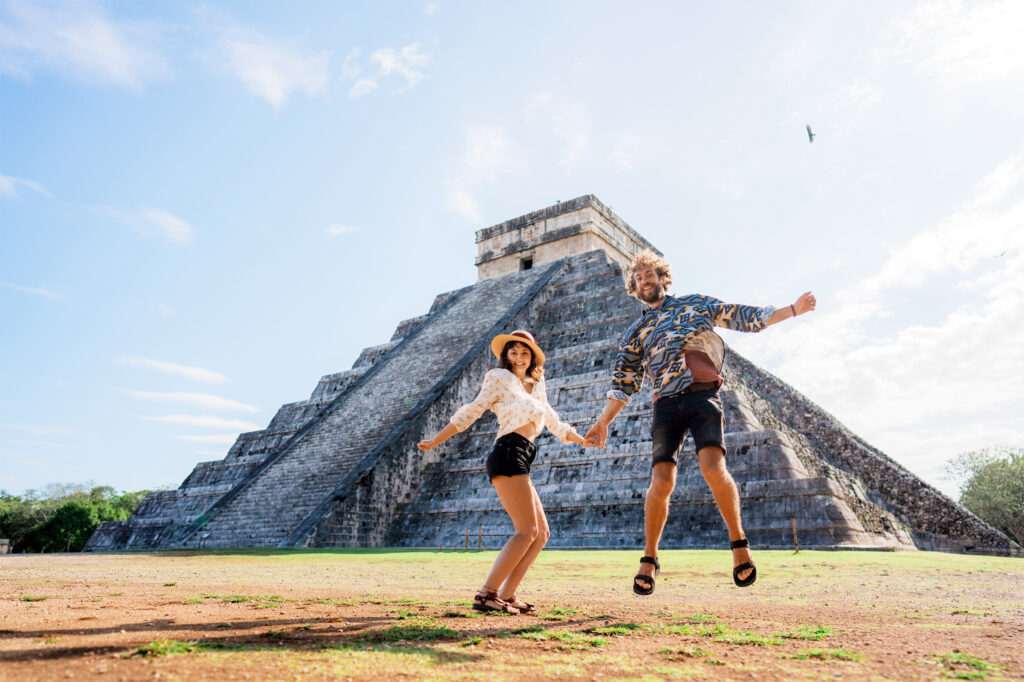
[23,501,99,552]
[0,485,151,552]
[947,446,1024,547]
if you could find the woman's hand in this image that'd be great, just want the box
[572,432,596,448]
[417,439,436,451]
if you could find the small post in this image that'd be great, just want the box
[791,516,800,553]
[478,524,482,551]
[465,528,469,552]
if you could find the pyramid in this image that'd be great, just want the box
[86,195,1020,556]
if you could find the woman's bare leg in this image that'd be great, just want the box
[480,475,540,593]
[499,480,549,600]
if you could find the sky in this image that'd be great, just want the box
[2,1,1023,502]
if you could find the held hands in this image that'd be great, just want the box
[573,432,600,448]
[793,291,817,316]
[584,421,608,450]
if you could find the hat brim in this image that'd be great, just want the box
[491,334,545,367]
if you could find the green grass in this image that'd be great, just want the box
[441,610,480,618]
[659,646,711,660]
[537,606,579,621]
[305,597,355,606]
[783,648,863,662]
[930,652,1005,679]
[181,598,204,605]
[125,639,201,658]
[163,582,177,586]
[714,631,784,646]
[516,628,610,650]
[679,613,716,622]
[776,624,833,640]
[587,622,649,636]
[20,595,47,602]
[663,622,729,637]
[199,593,286,608]
[353,624,461,643]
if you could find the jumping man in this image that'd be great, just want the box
[585,250,816,593]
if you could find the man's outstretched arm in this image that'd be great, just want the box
[584,397,627,450]
[766,291,816,326]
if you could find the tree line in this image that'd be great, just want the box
[0,484,150,553]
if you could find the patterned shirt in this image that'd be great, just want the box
[609,294,774,404]
[451,368,579,442]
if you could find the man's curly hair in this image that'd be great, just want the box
[625,250,672,300]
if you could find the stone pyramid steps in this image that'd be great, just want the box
[182,263,566,548]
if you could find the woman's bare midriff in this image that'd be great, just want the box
[513,424,541,441]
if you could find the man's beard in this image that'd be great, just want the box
[638,283,664,304]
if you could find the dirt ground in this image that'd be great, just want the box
[1,548,1022,681]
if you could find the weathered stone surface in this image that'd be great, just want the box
[87,196,1021,557]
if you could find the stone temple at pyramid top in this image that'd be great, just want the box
[475,194,661,280]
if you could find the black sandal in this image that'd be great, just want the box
[504,595,536,614]
[633,556,660,595]
[731,538,757,587]
[472,591,520,614]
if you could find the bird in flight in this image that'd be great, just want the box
[806,124,816,144]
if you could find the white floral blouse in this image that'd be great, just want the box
[450,368,579,443]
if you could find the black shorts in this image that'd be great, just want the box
[486,432,537,480]
[651,388,725,466]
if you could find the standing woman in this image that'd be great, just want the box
[419,330,591,614]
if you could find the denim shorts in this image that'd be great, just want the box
[650,388,725,466]
[486,432,537,480]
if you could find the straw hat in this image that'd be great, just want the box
[490,329,545,366]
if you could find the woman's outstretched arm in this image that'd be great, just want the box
[418,423,460,451]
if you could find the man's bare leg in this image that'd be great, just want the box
[635,461,677,589]
[698,446,753,581]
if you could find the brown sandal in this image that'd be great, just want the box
[503,595,536,614]
[472,591,520,614]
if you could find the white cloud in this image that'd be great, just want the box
[609,133,641,170]
[733,151,1024,486]
[325,224,360,237]
[0,173,51,198]
[339,47,361,80]
[425,3,440,15]
[890,0,1024,88]
[345,42,432,98]
[704,167,744,200]
[371,42,431,91]
[117,356,229,383]
[143,414,262,431]
[115,388,260,413]
[0,0,165,88]
[173,434,240,444]
[98,207,194,244]
[138,208,193,244]
[158,303,173,317]
[348,77,378,99]
[444,125,513,223]
[221,27,330,108]
[1,282,63,300]
[526,92,588,164]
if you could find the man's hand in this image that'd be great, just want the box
[584,421,609,450]
[793,291,817,315]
